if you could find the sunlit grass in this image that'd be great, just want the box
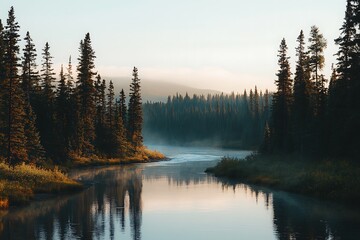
[72,147,166,167]
[0,162,82,207]
[206,155,360,203]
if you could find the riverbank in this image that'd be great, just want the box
[71,147,166,168]
[0,147,166,208]
[205,154,360,204]
[0,162,82,208]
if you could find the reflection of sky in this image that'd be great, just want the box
[141,179,275,240]
[2,145,359,239]
[0,0,345,92]
[140,147,275,239]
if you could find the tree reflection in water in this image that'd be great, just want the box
[0,163,359,240]
[0,165,143,240]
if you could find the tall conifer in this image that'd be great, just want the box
[128,67,143,149]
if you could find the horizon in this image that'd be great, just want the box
[0,0,345,93]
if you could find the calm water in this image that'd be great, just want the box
[0,145,359,240]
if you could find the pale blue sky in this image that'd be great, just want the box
[0,0,345,92]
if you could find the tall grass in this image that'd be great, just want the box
[0,162,82,207]
[72,147,166,167]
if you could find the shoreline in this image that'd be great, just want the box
[205,154,360,205]
[0,148,167,209]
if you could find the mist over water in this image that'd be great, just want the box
[0,145,359,240]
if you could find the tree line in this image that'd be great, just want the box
[143,89,271,148]
[266,0,360,158]
[0,7,143,166]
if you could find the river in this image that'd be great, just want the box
[0,145,359,240]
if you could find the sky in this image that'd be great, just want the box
[0,0,346,93]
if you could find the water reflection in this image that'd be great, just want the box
[0,153,359,240]
[0,166,143,240]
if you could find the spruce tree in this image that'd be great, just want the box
[21,31,39,104]
[271,39,293,152]
[76,33,96,155]
[107,80,115,129]
[328,0,357,155]
[293,30,312,153]
[66,56,74,95]
[38,42,56,157]
[128,67,143,150]
[40,42,56,101]
[119,89,127,127]
[24,102,45,164]
[0,20,5,156]
[55,65,69,158]
[22,33,45,164]
[308,26,327,117]
[0,7,28,165]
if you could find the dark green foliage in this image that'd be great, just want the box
[24,102,45,164]
[128,67,143,149]
[107,80,115,128]
[55,65,70,160]
[270,39,293,152]
[21,31,40,104]
[265,1,360,158]
[292,31,313,153]
[76,33,96,155]
[328,0,360,157]
[37,42,56,159]
[119,89,127,127]
[0,7,146,165]
[143,90,271,149]
[0,7,28,166]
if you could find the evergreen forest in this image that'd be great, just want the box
[143,90,271,149]
[145,0,360,160]
[0,7,144,167]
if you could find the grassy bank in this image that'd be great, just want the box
[0,147,166,208]
[71,147,166,168]
[0,162,82,208]
[206,154,360,204]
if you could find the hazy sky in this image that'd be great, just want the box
[0,0,345,93]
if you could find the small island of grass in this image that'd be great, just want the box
[206,154,360,204]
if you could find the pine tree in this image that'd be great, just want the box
[119,89,127,127]
[0,7,28,165]
[328,0,357,155]
[76,33,96,155]
[38,42,56,157]
[22,33,45,164]
[114,109,128,157]
[55,65,69,158]
[66,56,74,95]
[94,75,107,152]
[107,80,115,129]
[40,42,56,101]
[128,67,143,150]
[21,31,39,104]
[0,20,5,156]
[24,102,45,164]
[271,39,293,152]
[308,26,327,117]
[293,30,312,153]
[0,20,4,84]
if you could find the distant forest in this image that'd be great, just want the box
[143,90,271,149]
[0,7,143,166]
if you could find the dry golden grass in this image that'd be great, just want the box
[72,147,166,167]
[0,162,82,207]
